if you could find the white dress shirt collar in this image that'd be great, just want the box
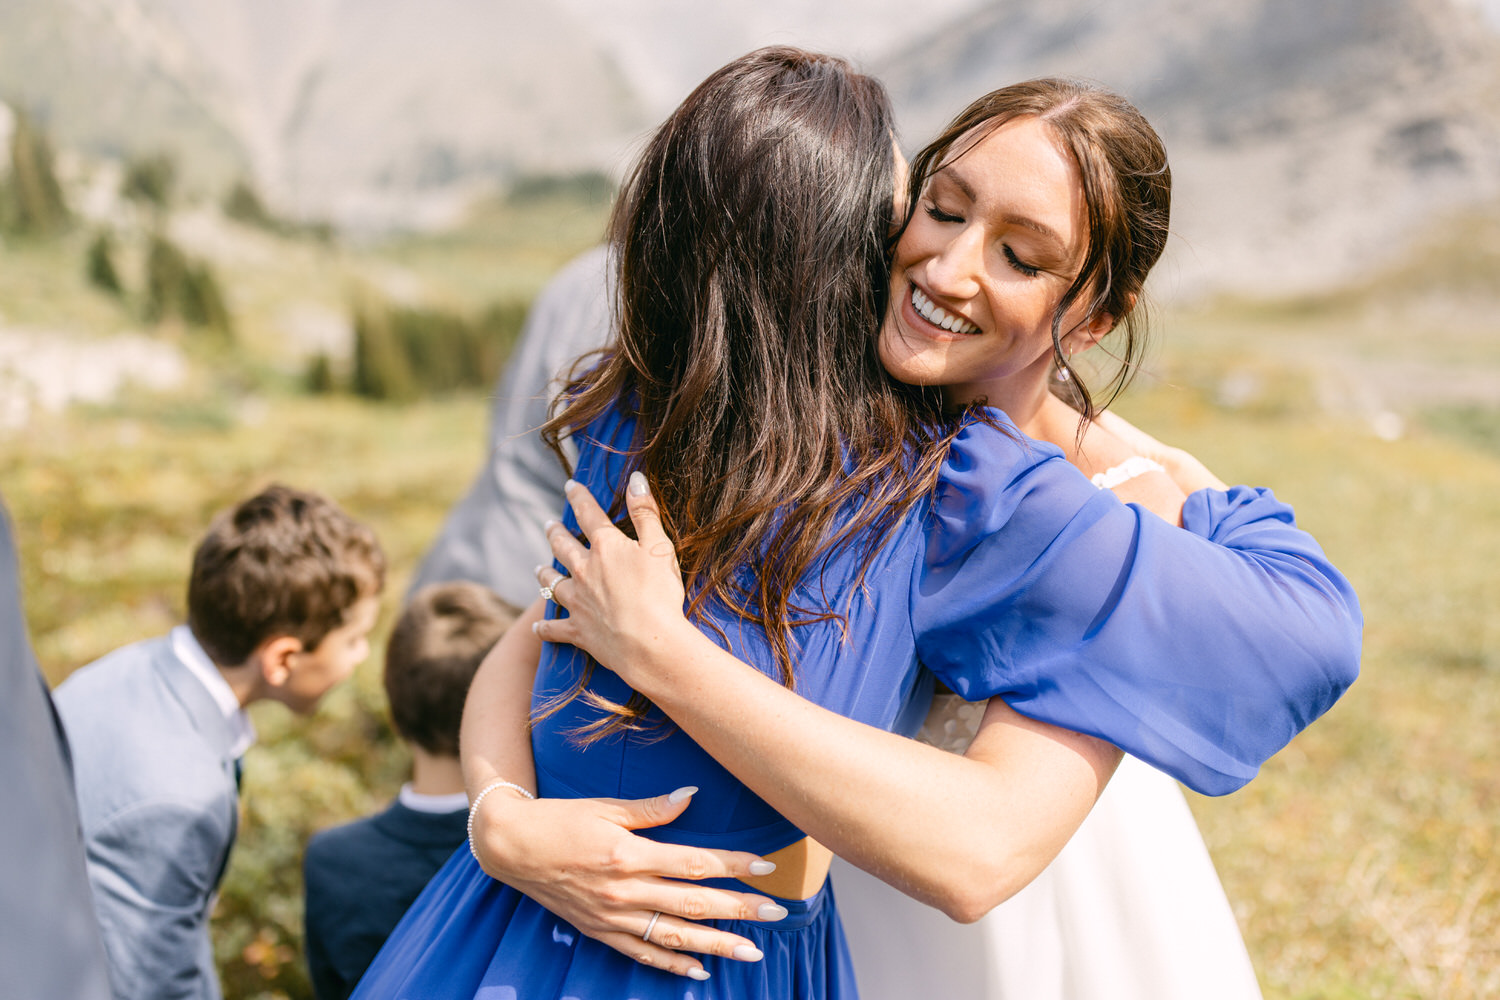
[398,784,469,815]
[171,625,257,759]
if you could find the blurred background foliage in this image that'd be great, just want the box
[1,87,1497,1000]
[0,112,613,998]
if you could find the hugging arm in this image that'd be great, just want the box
[918,413,1359,795]
[537,477,1120,922]
[460,415,1172,951]
[537,416,1360,918]
[460,599,795,978]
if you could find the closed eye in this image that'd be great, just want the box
[924,203,964,224]
[1004,245,1040,278]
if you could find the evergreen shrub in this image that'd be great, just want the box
[347,296,528,402]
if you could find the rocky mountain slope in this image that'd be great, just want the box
[134,0,647,229]
[0,0,651,229]
[880,0,1500,296]
[0,0,249,187]
[2,0,1498,294]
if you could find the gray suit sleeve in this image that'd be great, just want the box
[410,245,616,608]
[0,500,113,1000]
[87,798,233,1000]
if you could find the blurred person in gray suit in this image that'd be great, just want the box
[410,245,612,606]
[0,496,112,1000]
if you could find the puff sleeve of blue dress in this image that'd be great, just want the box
[915,410,1362,796]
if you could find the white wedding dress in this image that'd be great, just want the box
[835,696,1263,999]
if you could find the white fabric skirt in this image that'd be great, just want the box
[836,742,1262,999]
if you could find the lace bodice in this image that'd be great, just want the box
[914,694,987,755]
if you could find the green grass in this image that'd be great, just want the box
[0,229,139,331]
[10,362,1499,999]
[5,395,490,681]
[350,191,615,307]
[1115,319,1500,999]
[1,393,492,998]
[0,189,612,998]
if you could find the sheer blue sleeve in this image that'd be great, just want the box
[914,413,1362,796]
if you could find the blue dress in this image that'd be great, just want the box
[352,404,1360,1000]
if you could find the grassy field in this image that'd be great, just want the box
[1122,376,1500,1000]
[3,204,1497,997]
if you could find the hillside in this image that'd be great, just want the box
[879,0,1500,296]
[3,0,1499,294]
[0,0,651,229]
[134,0,649,229]
[0,0,249,191]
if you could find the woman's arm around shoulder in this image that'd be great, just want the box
[918,409,1361,795]
[537,476,1122,922]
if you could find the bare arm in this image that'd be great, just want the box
[537,477,1121,922]
[459,598,544,800]
[459,599,795,978]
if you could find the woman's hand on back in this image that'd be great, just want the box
[1092,410,1228,494]
[469,785,786,978]
[534,473,697,692]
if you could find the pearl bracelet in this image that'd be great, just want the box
[1090,455,1166,490]
[467,778,536,863]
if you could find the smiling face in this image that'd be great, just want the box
[879,116,1114,415]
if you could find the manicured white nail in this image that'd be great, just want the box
[564,479,581,494]
[668,785,698,804]
[747,860,776,876]
[687,968,711,981]
[732,944,764,962]
[628,471,649,496]
[757,902,788,921]
[531,621,541,636]
[543,519,560,533]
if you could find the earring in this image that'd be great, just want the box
[1055,350,1073,382]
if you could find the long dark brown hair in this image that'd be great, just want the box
[541,47,954,738]
[907,78,1173,422]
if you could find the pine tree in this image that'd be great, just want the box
[223,179,278,231]
[303,353,337,394]
[121,153,176,214]
[85,231,123,296]
[180,262,233,339]
[351,300,416,401]
[142,232,233,338]
[143,233,189,323]
[4,108,69,236]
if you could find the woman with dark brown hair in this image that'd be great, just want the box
[353,56,1357,1000]
[354,44,953,1000]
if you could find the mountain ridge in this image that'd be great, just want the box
[879,0,1500,295]
[3,0,1498,295]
